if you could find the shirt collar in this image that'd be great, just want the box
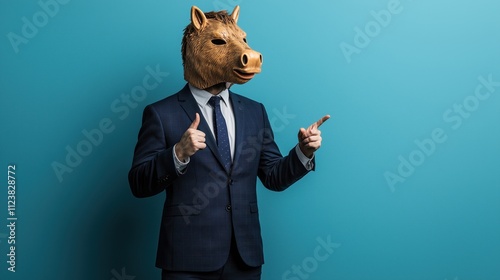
[188,84,230,108]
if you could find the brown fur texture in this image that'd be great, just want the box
[182,6,262,90]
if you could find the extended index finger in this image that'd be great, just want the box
[315,115,331,128]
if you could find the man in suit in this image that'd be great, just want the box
[128,5,329,280]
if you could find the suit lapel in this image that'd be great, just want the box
[177,84,226,172]
[229,91,246,169]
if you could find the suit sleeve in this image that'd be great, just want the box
[257,103,315,191]
[128,105,179,198]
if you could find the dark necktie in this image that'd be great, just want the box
[208,96,232,171]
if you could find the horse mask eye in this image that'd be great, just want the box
[211,39,227,45]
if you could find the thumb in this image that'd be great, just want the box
[189,113,200,129]
[298,127,307,139]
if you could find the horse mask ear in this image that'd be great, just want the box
[231,6,240,23]
[191,6,207,30]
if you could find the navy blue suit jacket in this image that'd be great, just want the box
[128,84,313,271]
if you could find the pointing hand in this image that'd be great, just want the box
[298,115,330,158]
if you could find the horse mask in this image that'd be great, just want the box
[182,6,263,90]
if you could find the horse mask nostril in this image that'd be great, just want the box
[242,54,248,66]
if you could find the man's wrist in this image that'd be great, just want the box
[298,144,314,158]
[174,144,187,163]
[173,144,189,173]
[295,145,314,171]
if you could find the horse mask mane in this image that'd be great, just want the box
[181,6,263,90]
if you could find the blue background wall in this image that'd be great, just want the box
[1,0,499,279]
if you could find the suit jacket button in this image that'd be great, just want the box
[159,175,169,182]
[226,204,232,212]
